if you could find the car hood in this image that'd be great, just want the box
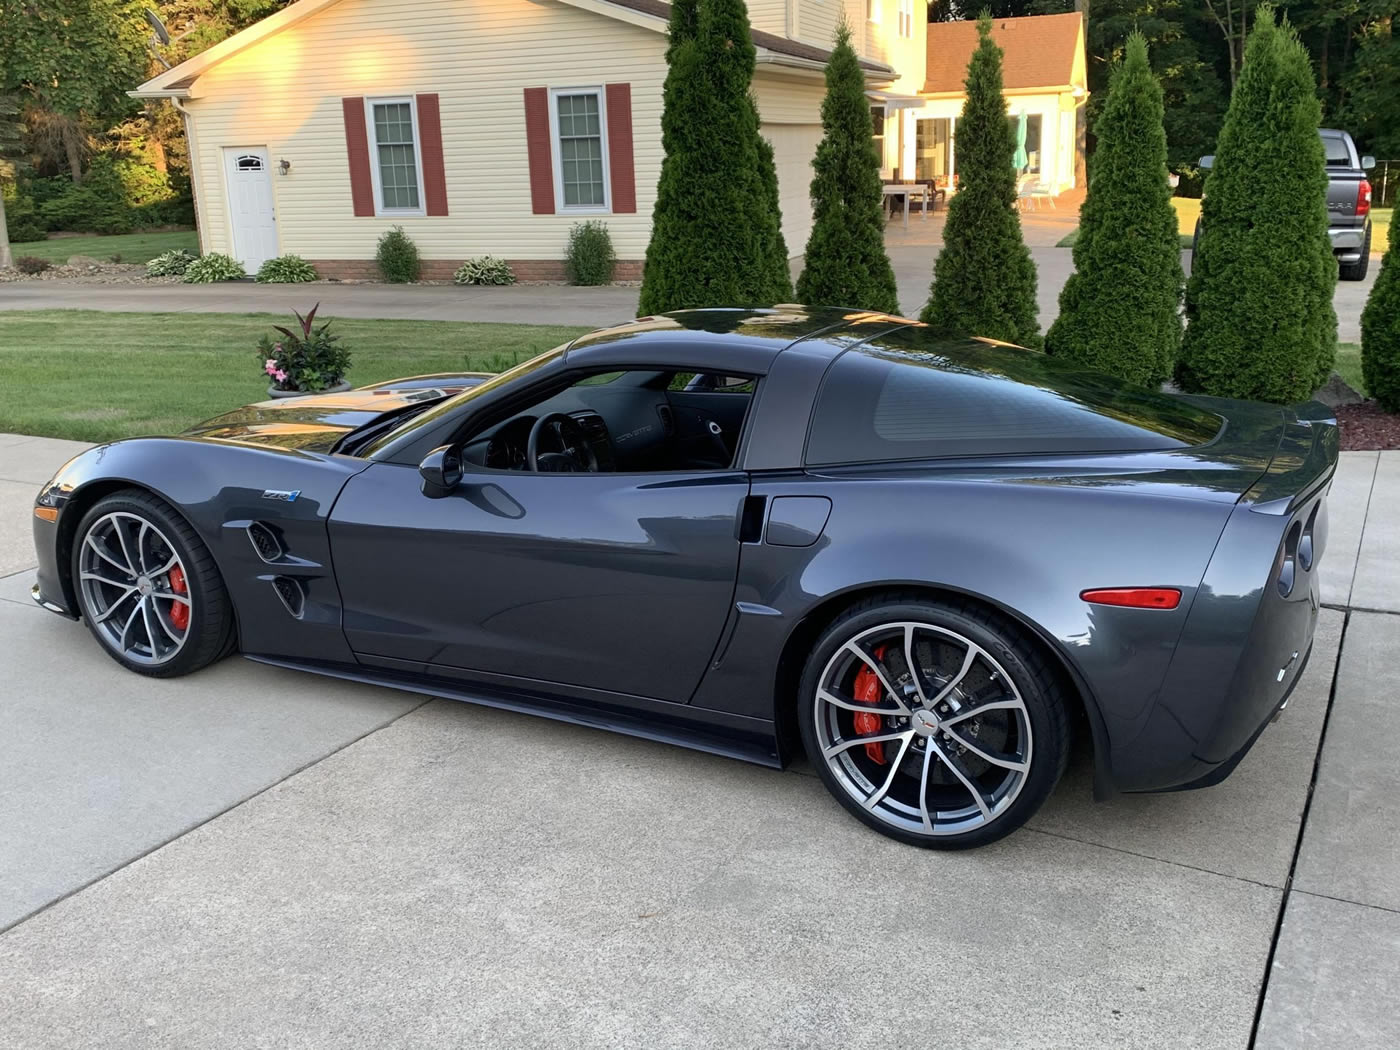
[182,374,490,453]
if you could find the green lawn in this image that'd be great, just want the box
[0,310,588,442]
[9,229,199,265]
[1373,207,1391,255]
[1335,341,1364,395]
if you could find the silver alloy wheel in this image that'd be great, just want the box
[814,621,1033,837]
[77,511,191,667]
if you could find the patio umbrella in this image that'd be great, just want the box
[1013,111,1029,172]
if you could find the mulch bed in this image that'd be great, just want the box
[1335,401,1400,450]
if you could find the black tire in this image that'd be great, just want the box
[1339,224,1371,281]
[798,594,1070,850]
[71,489,236,678]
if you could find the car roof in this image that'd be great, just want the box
[562,306,918,373]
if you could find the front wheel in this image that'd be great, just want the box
[72,489,236,677]
[798,597,1070,849]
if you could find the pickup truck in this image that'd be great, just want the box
[1194,127,1376,280]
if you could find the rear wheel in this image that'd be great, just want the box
[1339,224,1371,281]
[72,490,235,677]
[798,597,1070,849]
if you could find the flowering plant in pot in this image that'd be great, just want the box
[256,303,352,397]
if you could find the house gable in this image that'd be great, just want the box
[922,12,1084,96]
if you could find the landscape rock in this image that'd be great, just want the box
[65,255,104,268]
[1314,371,1365,409]
[0,262,182,285]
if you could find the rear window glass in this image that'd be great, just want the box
[1323,137,1352,166]
[805,331,1222,466]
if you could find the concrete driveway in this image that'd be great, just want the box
[0,213,1378,342]
[1,435,1397,1048]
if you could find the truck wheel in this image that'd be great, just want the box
[1340,224,1371,281]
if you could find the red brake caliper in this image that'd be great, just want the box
[852,644,890,765]
[168,565,189,631]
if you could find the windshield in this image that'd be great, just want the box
[359,344,570,458]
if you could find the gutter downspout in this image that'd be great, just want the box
[170,97,207,257]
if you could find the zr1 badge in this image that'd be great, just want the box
[261,489,301,502]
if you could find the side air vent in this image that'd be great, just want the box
[271,576,305,619]
[247,522,284,563]
[656,404,675,437]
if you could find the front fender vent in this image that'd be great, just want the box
[271,576,305,619]
[247,522,284,563]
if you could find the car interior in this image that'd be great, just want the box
[454,369,758,473]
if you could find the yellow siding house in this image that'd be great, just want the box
[132,0,907,279]
[131,3,1084,279]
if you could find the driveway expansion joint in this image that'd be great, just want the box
[0,693,435,938]
[1022,826,1284,893]
[1246,609,1350,1049]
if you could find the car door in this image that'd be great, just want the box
[327,461,750,704]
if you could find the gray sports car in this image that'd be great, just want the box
[30,308,1335,848]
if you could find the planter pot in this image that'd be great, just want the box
[267,380,352,399]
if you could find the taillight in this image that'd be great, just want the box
[1357,179,1372,219]
[1080,588,1182,610]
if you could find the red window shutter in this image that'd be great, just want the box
[342,97,375,217]
[415,93,449,216]
[605,83,636,214]
[523,87,555,215]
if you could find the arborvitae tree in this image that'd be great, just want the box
[1045,33,1182,386]
[754,128,794,303]
[1178,7,1337,403]
[921,13,1038,345]
[796,21,899,313]
[638,0,781,313]
[1361,229,1400,413]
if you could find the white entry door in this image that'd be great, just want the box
[223,148,278,271]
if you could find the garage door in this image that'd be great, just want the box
[761,123,823,259]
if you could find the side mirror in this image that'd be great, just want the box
[1362,155,1376,171]
[419,445,463,499]
[1199,155,1215,171]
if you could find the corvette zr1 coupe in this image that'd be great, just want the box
[31,308,1336,848]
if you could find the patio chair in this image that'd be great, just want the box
[1016,174,1056,211]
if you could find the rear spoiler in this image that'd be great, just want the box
[1243,401,1340,514]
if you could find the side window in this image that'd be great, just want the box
[667,373,756,394]
[461,369,758,474]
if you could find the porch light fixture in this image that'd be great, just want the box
[278,158,291,176]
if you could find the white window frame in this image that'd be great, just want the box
[897,0,913,38]
[867,0,881,25]
[548,86,612,214]
[364,95,427,218]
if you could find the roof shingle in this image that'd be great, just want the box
[923,13,1083,95]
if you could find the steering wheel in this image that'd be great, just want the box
[526,413,599,472]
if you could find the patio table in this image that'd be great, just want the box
[882,183,932,229]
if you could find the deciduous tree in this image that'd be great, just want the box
[0,0,149,182]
